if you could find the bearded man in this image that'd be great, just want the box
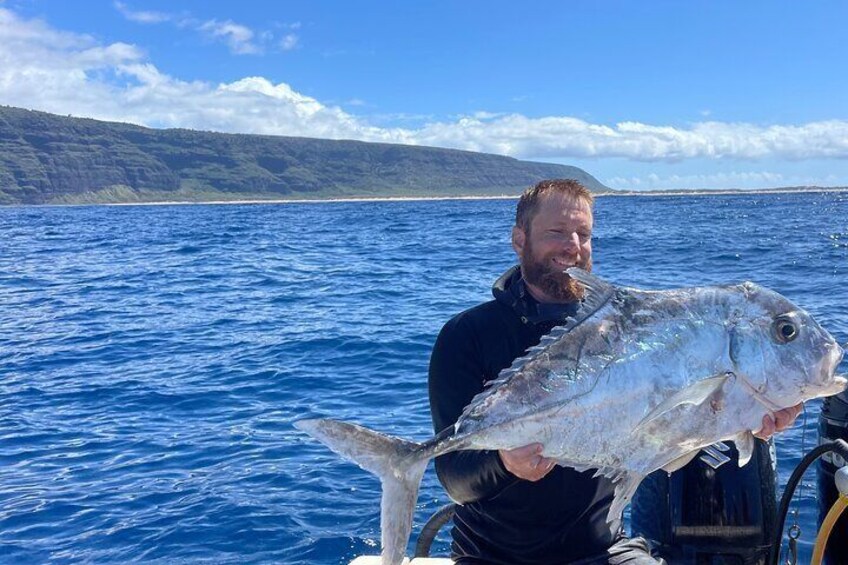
[429,179,802,564]
[428,179,663,564]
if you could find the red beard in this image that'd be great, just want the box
[521,240,592,303]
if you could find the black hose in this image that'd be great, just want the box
[414,503,456,558]
[769,439,848,565]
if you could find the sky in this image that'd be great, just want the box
[1,0,847,190]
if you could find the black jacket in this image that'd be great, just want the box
[428,266,617,564]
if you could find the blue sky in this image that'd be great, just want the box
[1,1,847,190]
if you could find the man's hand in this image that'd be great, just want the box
[754,403,804,440]
[499,443,557,482]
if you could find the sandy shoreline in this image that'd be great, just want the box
[103,194,522,206]
[5,186,846,208]
[102,186,848,206]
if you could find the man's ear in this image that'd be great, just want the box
[512,226,526,256]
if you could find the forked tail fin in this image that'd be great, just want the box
[294,418,429,565]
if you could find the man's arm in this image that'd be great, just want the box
[428,317,515,504]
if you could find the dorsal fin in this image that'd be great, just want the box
[458,270,618,423]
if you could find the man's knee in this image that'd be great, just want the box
[607,536,665,565]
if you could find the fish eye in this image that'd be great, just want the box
[773,316,799,343]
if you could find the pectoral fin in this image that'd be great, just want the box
[634,373,732,433]
[735,431,756,467]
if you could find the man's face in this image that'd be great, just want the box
[511,193,593,303]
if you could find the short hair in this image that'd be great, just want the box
[515,179,594,232]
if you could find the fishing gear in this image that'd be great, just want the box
[414,503,455,558]
[769,439,848,565]
[818,391,848,561]
[811,465,848,564]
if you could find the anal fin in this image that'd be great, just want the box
[605,471,644,535]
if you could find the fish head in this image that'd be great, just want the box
[728,282,846,410]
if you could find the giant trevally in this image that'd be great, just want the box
[295,268,846,565]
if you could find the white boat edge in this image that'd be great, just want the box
[349,557,453,564]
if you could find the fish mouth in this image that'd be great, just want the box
[817,342,846,395]
[824,374,848,396]
[831,341,845,366]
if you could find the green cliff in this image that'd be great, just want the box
[0,106,610,205]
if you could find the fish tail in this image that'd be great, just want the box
[294,418,430,565]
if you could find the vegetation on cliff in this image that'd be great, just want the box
[0,106,609,205]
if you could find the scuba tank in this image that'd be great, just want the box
[631,439,777,564]
[817,392,848,565]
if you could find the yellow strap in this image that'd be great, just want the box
[811,494,848,565]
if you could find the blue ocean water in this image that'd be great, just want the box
[1,192,846,564]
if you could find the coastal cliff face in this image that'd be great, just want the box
[0,106,609,205]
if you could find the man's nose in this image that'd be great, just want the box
[562,232,580,253]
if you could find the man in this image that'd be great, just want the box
[428,179,801,564]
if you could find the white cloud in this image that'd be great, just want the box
[280,33,298,51]
[113,3,277,56]
[603,169,847,190]
[606,171,789,190]
[471,111,504,120]
[198,19,260,55]
[406,114,848,162]
[113,1,171,24]
[3,7,848,171]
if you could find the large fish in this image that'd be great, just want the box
[295,269,846,565]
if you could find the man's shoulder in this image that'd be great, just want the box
[449,299,509,322]
[441,299,517,337]
[433,299,525,375]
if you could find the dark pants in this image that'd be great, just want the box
[570,536,665,565]
[453,536,666,565]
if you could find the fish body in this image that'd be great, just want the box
[295,269,846,565]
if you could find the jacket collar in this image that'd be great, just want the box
[492,265,579,325]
